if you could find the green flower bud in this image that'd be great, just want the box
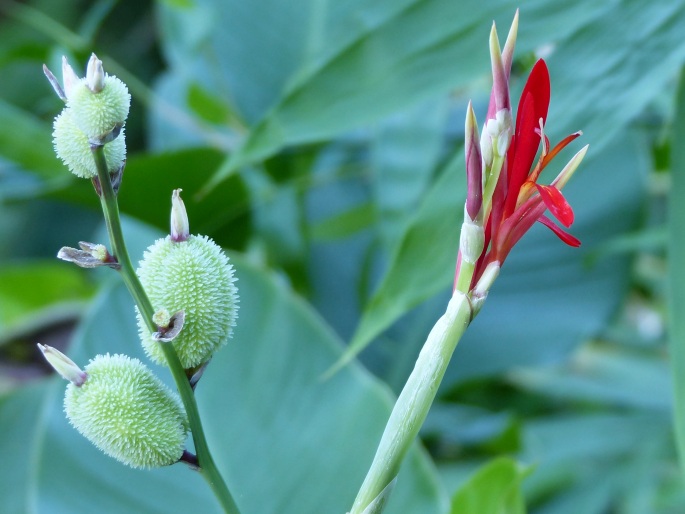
[136,235,239,368]
[68,72,130,140]
[53,109,126,178]
[64,353,188,469]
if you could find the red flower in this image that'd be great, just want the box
[460,59,588,291]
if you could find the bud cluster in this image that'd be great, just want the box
[42,55,240,473]
[45,54,130,178]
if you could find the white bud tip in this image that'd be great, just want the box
[170,189,190,242]
[86,53,105,93]
[38,344,87,386]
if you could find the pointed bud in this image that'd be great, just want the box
[460,206,485,265]
[62,56,80,100]
[86,53,105,93]
[465,102,483,220]
[486,23,510,121]
[552,144,589,190]
[170,189,190,242]
[501,10,519,77]
[38,344,88,386]
[473,261,500,296]
[43,64,67,102]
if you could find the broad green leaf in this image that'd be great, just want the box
[0,261,94,343]
[153,0,608,165]
[520,412,673,511]
[371,99,448,250]
[0,383,47,514]
[669,66,685,472]
[547,1,685,152]
[450,457,526,514]
[327,149,464,373]
[0,222,447,514]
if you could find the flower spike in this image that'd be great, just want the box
[456,12,588,294]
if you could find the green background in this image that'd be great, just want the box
[0,0,683,512]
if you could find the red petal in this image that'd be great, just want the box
[536,184,574,227]
[514,60,550,138]
[541,131,583,170]
[504,93,539,216]
[504,60,551,219]
[538,214,581,247]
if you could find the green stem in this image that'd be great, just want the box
[91,147,241,514]
[349,290,472,514]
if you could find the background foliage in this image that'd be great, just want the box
[0,0,684,513]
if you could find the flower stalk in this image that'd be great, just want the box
[350,10,587,514]
[349,291,471,514]
[90,144,241,514]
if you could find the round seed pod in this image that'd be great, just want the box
[68,76,130,140]
[64,353,188,469]
[53,108,125,178]
[136,235,239,369]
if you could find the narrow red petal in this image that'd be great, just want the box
[536,184,574,227]
[540,131,583,170]
[504,92,539,216]
[504,60,551,219]
[538,214,581,247]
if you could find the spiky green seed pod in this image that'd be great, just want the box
[64,353,188,469]
[68,76,130,140]
[136,235,239,369]
[53,109,125,178]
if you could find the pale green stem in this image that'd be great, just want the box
[349,290,473,514]
[481,152,505,219]
[91,147,241,514]
[455,260,475,294]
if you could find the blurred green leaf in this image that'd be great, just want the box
[186,82,233,125]
[151,0,608,167]
[371,99,448,250]
[52,148,252,250]
[311,202,376,241]
[669,65,685,472]
[0,221,446,514]
[450,457,527,514]
[0,99,63,183]
[0,261,94,343]
[508,345,672,411]
[0,383,46,514]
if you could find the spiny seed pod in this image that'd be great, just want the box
[136,234,239,369]
[67,55,130,141]
[53,108,126,178]
[63,353,188,469]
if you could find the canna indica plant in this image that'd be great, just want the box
[40,54,242,514]
[37,11,589,514]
